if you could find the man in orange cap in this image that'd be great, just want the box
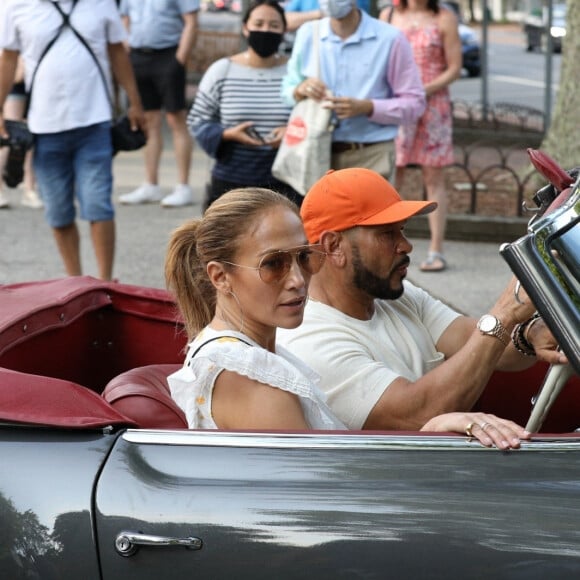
[278,168,566,433]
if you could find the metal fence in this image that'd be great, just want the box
[401,100,546,218]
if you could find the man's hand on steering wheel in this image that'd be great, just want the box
[527,318,569,365]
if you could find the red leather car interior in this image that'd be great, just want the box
[102,364,186,429]
[0,367,136,428]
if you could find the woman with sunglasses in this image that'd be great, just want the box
[166,187,342,430]
[164,187,529,449]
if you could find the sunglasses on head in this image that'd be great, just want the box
[223,245,326,284]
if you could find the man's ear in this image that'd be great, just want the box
[207,261,231,294]
[320,230,343,255]
[318,231,348,267]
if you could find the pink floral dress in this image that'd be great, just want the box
[396,24,454,168]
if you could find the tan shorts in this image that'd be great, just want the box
[331,140,395,182]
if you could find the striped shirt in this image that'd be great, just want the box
[187,57,292,186]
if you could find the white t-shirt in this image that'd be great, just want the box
[277,282,461,429]
[0,0,126,133]
[168,327,346,431]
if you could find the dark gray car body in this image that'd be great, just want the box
[4,428,580,579]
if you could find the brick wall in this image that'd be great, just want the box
[187,30,243,82]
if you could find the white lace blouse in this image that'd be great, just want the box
[168,327,346,430]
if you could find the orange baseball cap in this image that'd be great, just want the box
[301,168,437,243]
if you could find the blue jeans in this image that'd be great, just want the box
[33,122,114,227]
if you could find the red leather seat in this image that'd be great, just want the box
[102,364,187,429]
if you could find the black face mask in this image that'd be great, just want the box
[247,30,283,58]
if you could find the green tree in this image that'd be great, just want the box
[540,0,579,169]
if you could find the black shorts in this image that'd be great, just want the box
[130,46,187,112]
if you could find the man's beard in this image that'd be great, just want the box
[351,243,408,300]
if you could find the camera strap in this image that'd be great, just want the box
[49,0,117,116]
[24,0,80,118]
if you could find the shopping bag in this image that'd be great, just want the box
[272,97,333,195]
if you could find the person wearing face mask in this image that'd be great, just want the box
[281,0,426,180]
[283,0,369,34]
[187,0,301,211]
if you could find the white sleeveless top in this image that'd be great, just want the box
[168,327,346,430]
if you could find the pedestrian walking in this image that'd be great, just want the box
[0,0,145,281]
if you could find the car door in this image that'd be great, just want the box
[95,429,580,579]
[0,426,118,579]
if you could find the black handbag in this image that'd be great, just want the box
[111,115,147,155]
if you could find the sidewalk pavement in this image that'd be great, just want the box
[0,138,517,319]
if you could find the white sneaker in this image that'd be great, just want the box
[161,184,194,208]
[0,189,9,209]
[119,184,163,205]
[21,189,44,209]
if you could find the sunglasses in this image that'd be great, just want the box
[223,245,326,284]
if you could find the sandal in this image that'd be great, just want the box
[420,251,447,273]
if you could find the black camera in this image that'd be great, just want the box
[0,120,34,188]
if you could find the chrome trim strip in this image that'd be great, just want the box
[122,429,580,451]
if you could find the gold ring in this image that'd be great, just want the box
[514,280,525,305]
[480,421,490,431]
[465,422,475,437]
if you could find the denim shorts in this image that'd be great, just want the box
[33,122,114,228]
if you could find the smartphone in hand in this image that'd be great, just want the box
[244,126,265,144]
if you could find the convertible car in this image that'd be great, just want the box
[1,150,579,578]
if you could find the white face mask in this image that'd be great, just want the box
[320,0,354,19]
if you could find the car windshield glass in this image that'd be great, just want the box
[550,222,580,286]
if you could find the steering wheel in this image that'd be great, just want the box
[525,363,574,433]
[516,151,577,433]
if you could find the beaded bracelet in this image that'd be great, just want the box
[511,313,541,357]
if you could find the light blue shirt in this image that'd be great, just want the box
[120,0,199,48]
[281,12,425,143]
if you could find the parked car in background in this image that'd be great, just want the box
[457,17,481,76]
[524,2,566,53]
[0,148,579,578]
[441,1,481,77]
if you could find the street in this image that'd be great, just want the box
[451,24,561,115]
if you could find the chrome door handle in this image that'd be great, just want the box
[115,531,203,557]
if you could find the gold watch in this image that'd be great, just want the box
[477,314,509,347]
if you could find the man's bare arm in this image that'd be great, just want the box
[364,277,542,431]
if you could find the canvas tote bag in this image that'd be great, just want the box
[272,21,333,195]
